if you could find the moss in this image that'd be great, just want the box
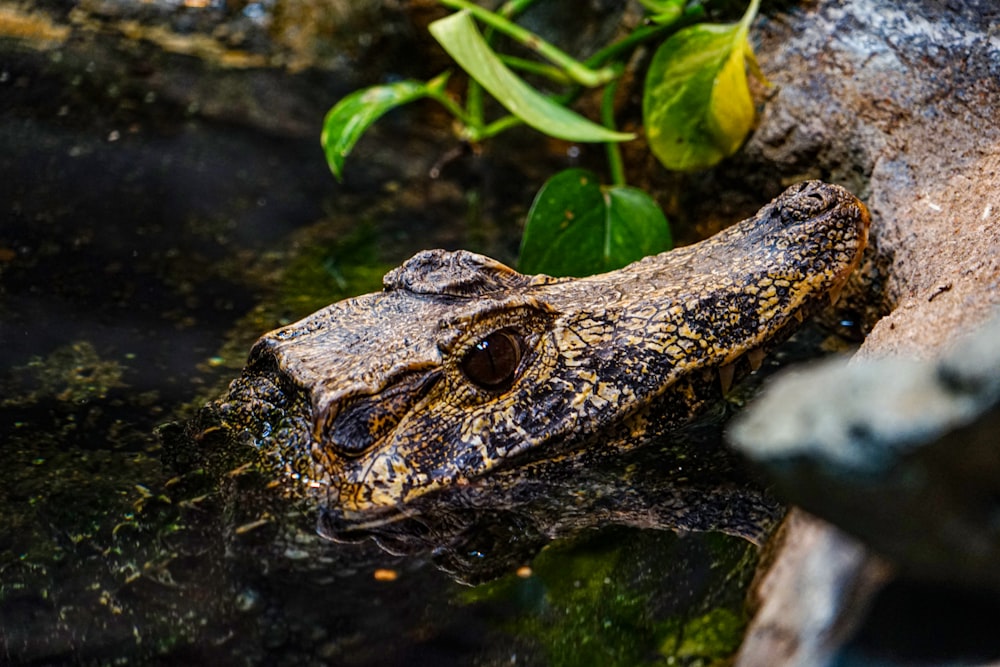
[205,222,393,386]
[463,527,758,666]
[658,608,746,664]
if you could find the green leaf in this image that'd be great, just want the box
[428,11,634,143]
[518,169,672,277]
[642,2,761,172]
[320,76,447,181]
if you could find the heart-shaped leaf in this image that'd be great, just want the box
[518,169,671,277]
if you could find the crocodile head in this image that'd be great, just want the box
[220,181,869,532]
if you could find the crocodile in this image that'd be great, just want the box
[215,181,869,548]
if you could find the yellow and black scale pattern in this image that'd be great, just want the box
[217,181,869,537]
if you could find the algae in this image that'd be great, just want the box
[463,527,758,666]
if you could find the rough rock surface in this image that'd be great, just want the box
[750,0,1000,347]
[728,0,1000,664]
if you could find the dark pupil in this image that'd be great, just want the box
[460,331,522,390]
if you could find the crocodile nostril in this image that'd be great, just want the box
[780,181,840,222]
[801,183,832,208]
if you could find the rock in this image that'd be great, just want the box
[726,0,1000,664]
[749,0,1000,344]
[735,510,892,667]
[0,0,424,137]
[731,314,1000,589]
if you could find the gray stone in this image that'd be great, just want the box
[731,314,1000,589]
[748,0,1000,346]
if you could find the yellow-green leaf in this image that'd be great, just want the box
[429,11,634,143]
[642,1,762,172]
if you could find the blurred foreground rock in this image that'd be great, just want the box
[732,316,1000,591]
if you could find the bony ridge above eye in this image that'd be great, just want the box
[459,329,524,391]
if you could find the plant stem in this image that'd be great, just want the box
[497,0,536,20]
[437,0,618,87]
[424,71,488,140]
[427,86,475,129]
[742,0,762,32]
[584,4,705,70]
[466,78,485,134]
[601,73,626,187]
[549,3,705,110]
[499,55,572,85]
[480,114,523,139]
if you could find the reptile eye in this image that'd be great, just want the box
[460,330,523,391]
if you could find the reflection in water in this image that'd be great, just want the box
[181,391,782,582]
[308,403,782,583]
[0,326,785,664]
[2,403,770,665]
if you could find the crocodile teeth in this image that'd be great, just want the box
[829,282,846,306]
[718,363,736,395]
[747,348,766,372]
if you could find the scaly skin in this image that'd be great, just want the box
[217,181,869,533]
